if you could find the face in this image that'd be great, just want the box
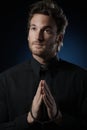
[28,14,58,60]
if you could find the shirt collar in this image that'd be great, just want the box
[31,55,59,77]
[31,56,41,77]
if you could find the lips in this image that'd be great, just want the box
[32,42,43,48]
[33,44,42,49]
[32,41,43,45]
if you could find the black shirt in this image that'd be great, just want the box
[0,56,87,129]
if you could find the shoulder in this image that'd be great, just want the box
[0,59,32,78]
[59,58,87,76]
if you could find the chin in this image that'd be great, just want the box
[32,48,44,53]
[32,50,42,54]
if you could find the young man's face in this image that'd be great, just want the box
[28,14,58,60]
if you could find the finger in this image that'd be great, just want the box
[43,94,52,108]
[41,80,55,107]
[42,82,55,108]
[35,80,43,98]
[36,80,42,95]
[44,81,53,97]
[44,81,54,102]
[40,80,45,94]
[33,81,43,104]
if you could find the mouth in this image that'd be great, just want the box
[33,41,43,46]
[33,41,44,45]
[32,43,43,49]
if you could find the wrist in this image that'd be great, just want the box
[27,112,34,123]
[54,110,62,124]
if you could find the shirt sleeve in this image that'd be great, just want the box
[0,75,42,130]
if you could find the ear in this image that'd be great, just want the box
[56,33,64,52]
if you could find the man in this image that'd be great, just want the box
[0,0,87,129]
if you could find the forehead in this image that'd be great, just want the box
[30,14,57,29]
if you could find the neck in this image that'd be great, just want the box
[32,54,57,65]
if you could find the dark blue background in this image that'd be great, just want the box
[0,0,87,73]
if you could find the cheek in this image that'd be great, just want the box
[28,32,32,42]
[46,37,56,45]
[28,34,32,48]
[28,32,30,40]
[47,38,57,50]
[28,31,31,39]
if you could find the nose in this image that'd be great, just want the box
[37,30,44,42]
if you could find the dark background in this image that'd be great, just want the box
[0,0,87,73]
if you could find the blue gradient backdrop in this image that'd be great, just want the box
[0,0,87,73]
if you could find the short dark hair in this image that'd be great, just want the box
[27,0,68,34]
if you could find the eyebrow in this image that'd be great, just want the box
[30,24,53,29]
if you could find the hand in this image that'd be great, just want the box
[27,80,59,123]
[31,80,44,119]
[41,80,58,119]
[27,80,44,123]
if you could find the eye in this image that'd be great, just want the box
[30,26,37,31]
[44,29,53,34]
